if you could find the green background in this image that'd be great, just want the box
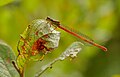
[0,0,120,77]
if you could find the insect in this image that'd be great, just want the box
[46,17,107,51]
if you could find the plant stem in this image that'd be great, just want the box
[35,58,60,77]
[12,61,24,77]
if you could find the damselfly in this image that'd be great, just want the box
[46,17,107,51]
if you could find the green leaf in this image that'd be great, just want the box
[0,40,19,77]
[0,0,14,6]
[16,19,60,74]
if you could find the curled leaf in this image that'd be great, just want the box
[16,19,60,74]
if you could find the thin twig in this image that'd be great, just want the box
[35,58,60,77]
[12,61,24,77]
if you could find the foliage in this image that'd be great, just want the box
[16,18,60,76]
[0,40,19,77]
[0,0,120,77]
[0,19,84,77]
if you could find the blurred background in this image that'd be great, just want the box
[0,0,120,77]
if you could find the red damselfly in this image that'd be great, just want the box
[46,17,107,51]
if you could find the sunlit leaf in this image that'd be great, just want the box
[16,19,60,74]
[0,40,19,77]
